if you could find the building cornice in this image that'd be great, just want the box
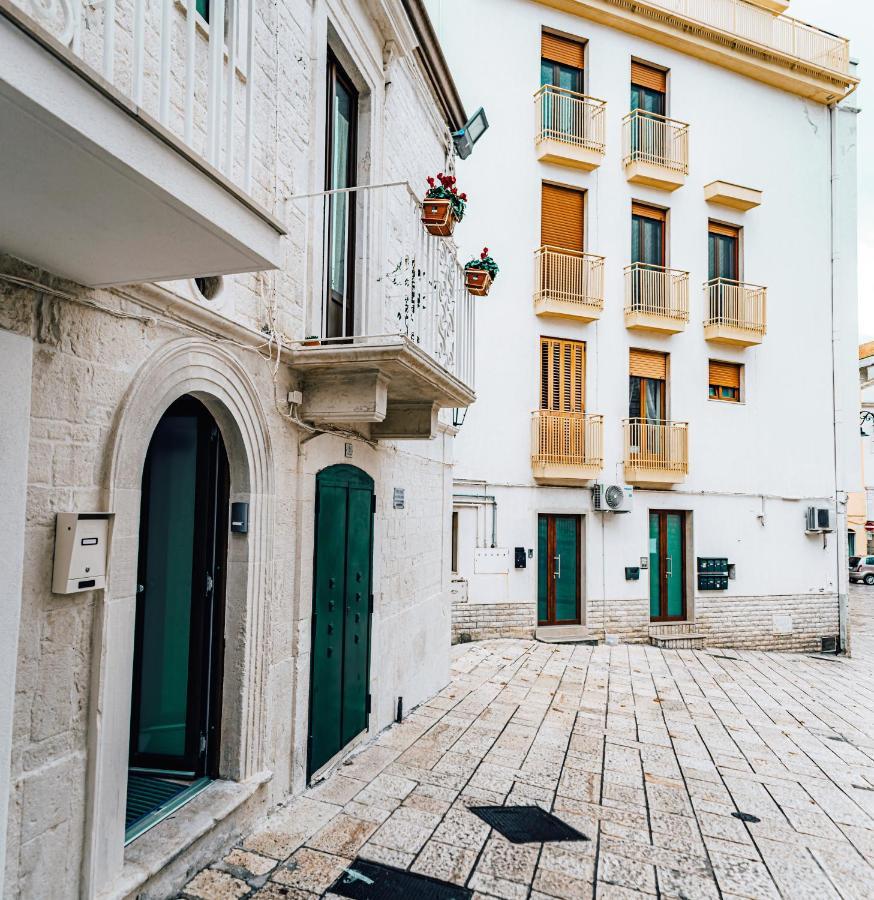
[535,0,858,104]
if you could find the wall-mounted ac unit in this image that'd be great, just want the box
[592,483,633,513]
[805,506,834,533]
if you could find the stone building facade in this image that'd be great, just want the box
[0,0,479,896]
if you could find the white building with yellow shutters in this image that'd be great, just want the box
[430,0,861,652]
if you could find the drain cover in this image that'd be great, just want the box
[731,812,761,824]
[328,858,472,899]
[469,805,589,844]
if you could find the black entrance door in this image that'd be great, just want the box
[129,395,229,778]
[309,465,374,778]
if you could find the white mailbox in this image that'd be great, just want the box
[52,512,113,594]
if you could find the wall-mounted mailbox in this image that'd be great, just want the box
[514,547,526,569]
[697,557,729,591]
[231,501,249,534]
[52,512,113,594]
[625,567,640,581]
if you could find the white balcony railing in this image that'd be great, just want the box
[704,278,767,335]
[622,110,689,176]
[290,182,475,390]
[624,419,689,475]
[534,85,607,154]
[640,0,850,75]
[534,246,605,313]
[14,0,258,196]
[532,411,603,470]
[624,263,690,322]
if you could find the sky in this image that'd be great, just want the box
[791,0,872,341]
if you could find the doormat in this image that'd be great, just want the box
[469,805,589,844]
[731,812,761,824]
[328,859,472,899]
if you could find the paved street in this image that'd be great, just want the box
[181,587,874,900]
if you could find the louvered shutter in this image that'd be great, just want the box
[629,348,667,380]
[631,202,666,221]
[541,337,585,412]
[542,32,585,69]
[542,184,585,251]
[708,221,740,238]
[631,61,667,92]
[709,360,741,389]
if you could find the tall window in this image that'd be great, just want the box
[629,349,667,422]
[540,337,585,413]
[631,203,665,267]
[540,33,585,141]
[708,222,740,281]
[709,360,742,402]
[325,55,358,339]
[630,60,666,116]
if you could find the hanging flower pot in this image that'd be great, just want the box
[464,248,499,297]
[421,173,467,238]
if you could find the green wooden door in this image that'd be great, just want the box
[537,514,581,626]
[309,465,374,777]
[649,511,686,621]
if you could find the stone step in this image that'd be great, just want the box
[649,633,706,650]
[535,625,597,645]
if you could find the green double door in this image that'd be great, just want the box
[309,465,374,777]
[649,511,686,621]
[538,514,581,626]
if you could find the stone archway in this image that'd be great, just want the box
[81,338,274,897]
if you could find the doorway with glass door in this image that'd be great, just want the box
[126,396,229,844]
[540,32,585,143]
[538,514,582,626]
[649,510,686,621]
[629,348,667,465]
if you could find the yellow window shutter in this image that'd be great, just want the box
[541,184,585,252]
[632,202,666,222]
[631,60,667,93]
[709,221,740,238]
[709,360,741,389]
[542,32,585,70]
[629,348,667,380]
[541,337,585,412]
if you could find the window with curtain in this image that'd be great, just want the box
[629,349,667,421]
[709,360,742,402]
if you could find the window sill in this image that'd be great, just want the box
[114,772,271,899]
[708,397,744,405]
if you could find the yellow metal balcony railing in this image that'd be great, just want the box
[641,0,850,76]
[624,263,689,333]
[532,412,603,484]
[622,110,689,183]
[624,419,689,483]
[535,86,607,170]
[534,247,605,321]
[704,278,767,346]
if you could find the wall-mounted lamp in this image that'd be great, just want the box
[452,107,489,160]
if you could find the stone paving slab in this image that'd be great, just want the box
[180,589,874,899]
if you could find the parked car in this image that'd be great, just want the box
[849,556,874,585]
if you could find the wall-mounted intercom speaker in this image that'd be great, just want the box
[231,502,249,534]
[52,513,113,594]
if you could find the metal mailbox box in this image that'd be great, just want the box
[52,512,113,594]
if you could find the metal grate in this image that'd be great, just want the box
[329,859,472,899]
[469,805,589,844]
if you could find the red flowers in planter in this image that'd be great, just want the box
[465,247,499,297]
[421,172,468,237]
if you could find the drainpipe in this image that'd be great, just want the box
[453,493,497,548]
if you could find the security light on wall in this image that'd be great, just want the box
[452,107,489,160]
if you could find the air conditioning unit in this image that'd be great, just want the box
[592,483,633,513]
[805,506,834,533]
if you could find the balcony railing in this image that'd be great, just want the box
[640,0,850,75]
[624,419,689,476]
[292,181,475,391]
[534,246,605,320]
[14,0,258,197]
[535,85,607,154]
[532,412,604,469]
[704,278,767,338]
[624,263,689,323]
[622,110,689,176]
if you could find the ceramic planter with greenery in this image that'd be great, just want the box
[421,173,467,237]
[465,247,499,296]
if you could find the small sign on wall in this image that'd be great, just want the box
[393,488,405,510]
[344,442,353,458]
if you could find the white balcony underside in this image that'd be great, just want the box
[0,11,284,287]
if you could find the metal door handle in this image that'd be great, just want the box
[554,555,561,578]
[666,557,672,577]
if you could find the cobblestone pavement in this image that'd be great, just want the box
[181,588,874,899]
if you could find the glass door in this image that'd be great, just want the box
[325,56,358,340]
[649,511,686,621]
[630,374,665,460]
[537,514,581,626]
[631,209,665,312]
[541,59,583,141]
[630,82,665,157]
